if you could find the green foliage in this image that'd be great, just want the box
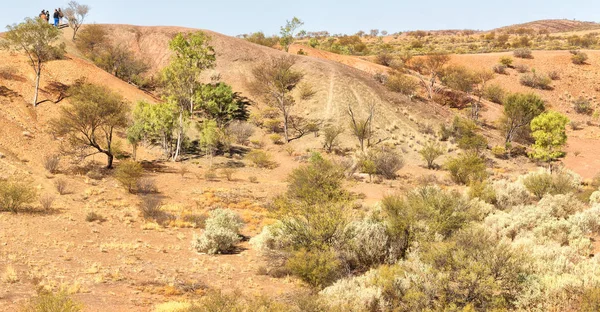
[440,65,477,93]
[244,31,280,48]
[286,248,341,289]
[93,44,149,86]
[75,24,107,55]
[129,100,178,158]
[484,84,506,104]
[529,111,569,163]
[246,150,277,169]
[499,56,513,67]
[193,209,243,254]
[450,117,487,152]
[0,178,37,213]
[522,169,580,199]
[419,141,445,169]
[50,83,129,168]
[501,92,545,144]
[279,17,304,52]
[21,290,82,312]
[197,82,250,126]
[359,158,377,182]
[385,73,418,97]
[468,180,497,204]
[114,161,144,193]
[580,287,600,312]
[3,17,64,106]
[445,153,487,185]
[322,125,343,153]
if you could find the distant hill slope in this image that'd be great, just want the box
[493,19,600,33]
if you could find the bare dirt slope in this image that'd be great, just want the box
[492,19,600,33]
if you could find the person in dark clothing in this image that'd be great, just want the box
[53,9,59,27]
[44,10,50,22]
[58,8,64,26]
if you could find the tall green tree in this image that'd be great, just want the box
[197,82,250,127]
[161,31,216,161]
[128,101,178,158]
[51,83,129,169]
[501,93,545,144]
[279,17,304,52]
[529,111,569,164]
[3,18,64,107]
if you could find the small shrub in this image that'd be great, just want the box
[572,51,588,65]
[220,168,236,181]
[573,96,593,115]
[85,211,105,222]
[286,248,341,289]
[322,125,344,153]
[570,120,582,130]
[419,141,445,169]
[513,48,532,59]
[204,169,218,181]
[520,73,552,90]
[373,72,387,84]
[248,176,258,183]
[492,64,507,74]
[246,150,276,169]
[21,290,82,312]
[514,64,529,73]
[493,179,530,210]
[457,133,488,152]
[439,124,452,141]
[39,194,55,211]
[54,178,69,195]
[491,145,507,159]
[484,84,505,104]
[385,73,418,97]
[227,121,254,145]
[136,178,158,194]
[42,154,61,174]
[375,52,394,67]
[299,83,317,100]
[138,195,164,222]
[269,133,283,145]
[468,180,497,204]
[548,70,560,80]
[192,209,243,254]
[0,179,37,213]
[114,160,144,193]
[445,153,487,185]
[364,145,404,179]
[499,56,513,67]
[521,169,581,199]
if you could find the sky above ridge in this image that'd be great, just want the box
[2,0,597,36]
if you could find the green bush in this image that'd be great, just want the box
[499,56,513,67]
[521,169,580,199]
[385,73,418,97]
[484,84,506,104]
[286,248,341,289]
[192,209,243,254]
[520,72,552,90]
[468,180,497,204]
[445,153,487,185]
[246,149,276,168]
[322,125,343,153]
[419,141,445,169]
[22,290,82,312]
[0,178,37,213]
[114,160,144,193]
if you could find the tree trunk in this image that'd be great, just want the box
[173,110,184,161]
[106,153,114,169]
[33,71,41,107]
[132,144,137,161]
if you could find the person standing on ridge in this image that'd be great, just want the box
[39,10,46,21]
[53,9,59,27]
[58,8,64,26]
[45,10,50,23]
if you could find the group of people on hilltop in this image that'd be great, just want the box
[38,8,64,27]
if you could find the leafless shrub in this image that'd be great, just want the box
[54,178,69,195]
[86,211,106,222]
[137,178,158,194]
[39,194,55,211]
[227,121,255,145]
[139,195,164,222]
[43,154,61,174]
